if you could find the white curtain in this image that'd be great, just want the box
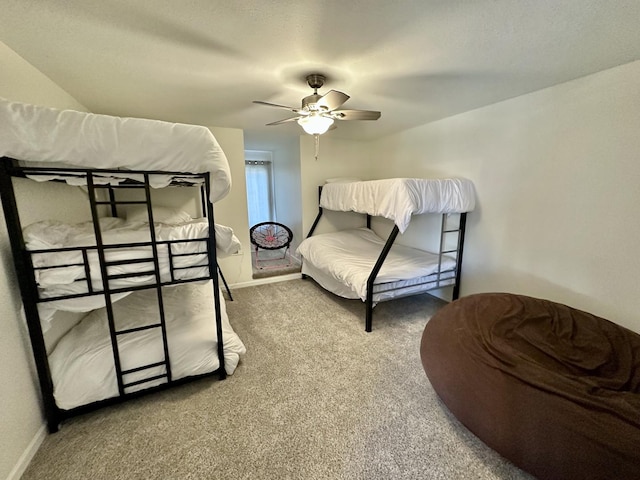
[245,161,274,227]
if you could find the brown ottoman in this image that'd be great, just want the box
[420,293,640,480]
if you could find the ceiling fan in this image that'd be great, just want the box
[253,74,381,136]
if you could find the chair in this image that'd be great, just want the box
[249,222,293,270]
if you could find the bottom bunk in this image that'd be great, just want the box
[49,280,246,412]
[298,227,457,301]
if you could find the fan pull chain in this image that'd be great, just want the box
[314,133,320,161]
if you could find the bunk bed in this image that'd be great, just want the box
[297,178,476,332]
[0,98,245,432]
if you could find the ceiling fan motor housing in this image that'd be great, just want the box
[302,94,324,111]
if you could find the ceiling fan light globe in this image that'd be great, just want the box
[297,115,334,135]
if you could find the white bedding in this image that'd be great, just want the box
[25,216,241,330]
[297,228,456,302]
[320,178,475,233]
[49,281,246,410]
[0,97,231,202]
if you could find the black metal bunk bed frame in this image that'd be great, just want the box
[0,158,228,433]
[303,186,468,332]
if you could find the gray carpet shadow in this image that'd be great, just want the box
[21,279,534,480]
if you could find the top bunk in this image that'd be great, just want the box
[0,97,232,203]
[320,178,476,233]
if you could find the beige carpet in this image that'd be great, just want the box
[251,249,301,279]
[22,279,533,480]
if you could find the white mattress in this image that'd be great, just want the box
[0,97,231,202]
[48,281,246,410]
[25,217,241,330]
[320,178,475,233]
[296,228,457,302]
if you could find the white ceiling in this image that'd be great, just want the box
[2,0,640,140]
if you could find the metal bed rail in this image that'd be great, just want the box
[29,237,213,303]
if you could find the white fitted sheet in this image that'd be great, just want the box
[48,281,246,410]
[320,178,475,233]
[296,228,456,301]
[0,97,231,202]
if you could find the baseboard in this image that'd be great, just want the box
[6,422,46,480]
[231,272,302,289]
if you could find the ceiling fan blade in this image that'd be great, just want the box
[316,90,350,111]
[266,116,302,126]
[330,109,381,121]
[253,100,300,112]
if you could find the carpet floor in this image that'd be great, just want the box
[251,249,301,279]
[22,279,533,480]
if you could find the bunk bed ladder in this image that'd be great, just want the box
[437,212,468,301]
[87,174,173,396]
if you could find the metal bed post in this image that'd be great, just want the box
[365,225,400,332]
[108,186,118,217]
[305,185,324,239]
[199,183,233,301]
[452,213,467,300]
[204,173,226,379]
[218,268,233,301]
[0,159,61,432]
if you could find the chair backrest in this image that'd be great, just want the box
[249,222,293,250]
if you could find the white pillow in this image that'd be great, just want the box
[126,206,192,225]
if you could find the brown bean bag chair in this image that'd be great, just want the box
[420,293,640,480]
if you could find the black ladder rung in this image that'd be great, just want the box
[94,200,149,205]
[104,257,154,267]
[115,323,163,335]
[33,262,85,270]
[443,229,461,233]
[106,283,171,296]
[173,264,208,271]
[441,249,458,254]
[121,361,168,376]
[94,183,147,189]
[107,270,156,281]
[167,237,208,244]
[171,251,207,258]
[123,373,168,389]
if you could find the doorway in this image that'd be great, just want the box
[243,133,303,279]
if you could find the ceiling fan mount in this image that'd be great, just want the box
[253,72,381,135]
[305,73,326,92]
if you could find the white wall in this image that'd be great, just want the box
[207,127,253,285]
[0,41,89,480]
[300,134,374,237]
[369,60,640,333]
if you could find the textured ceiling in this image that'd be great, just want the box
[2,0,640,140]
